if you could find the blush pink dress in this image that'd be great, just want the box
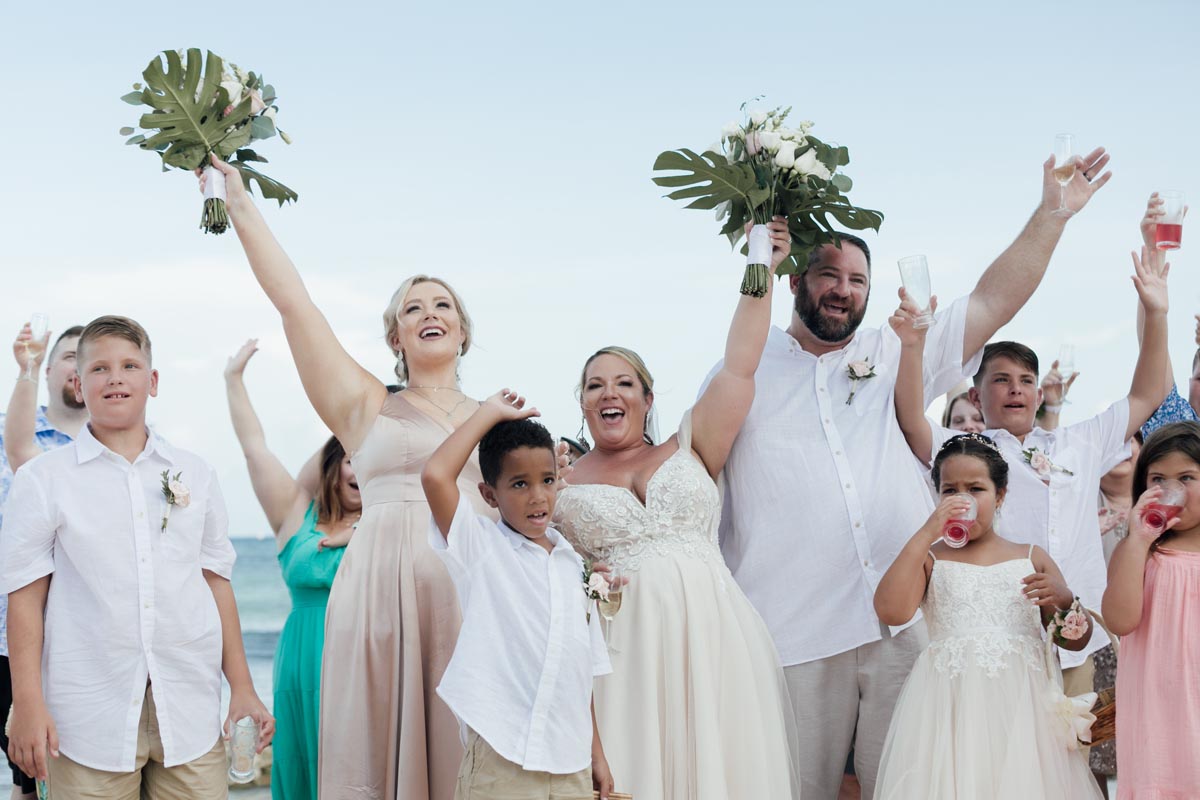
[1115,547,1200,799]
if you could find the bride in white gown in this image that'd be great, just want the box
[553,219,800,800]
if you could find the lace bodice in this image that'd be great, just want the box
[922,556,1048,678]
[553,446,723,572]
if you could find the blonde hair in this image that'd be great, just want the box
[382,275,473,385]
[579,346,656,445]
[77,315,153,367]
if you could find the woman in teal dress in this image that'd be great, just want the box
[226,340,360,800]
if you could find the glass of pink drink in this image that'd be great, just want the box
[1143,479,1186,531]
[943,494,978,549]
[1156,190,1185,250]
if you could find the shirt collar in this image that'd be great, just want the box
[768,325,860,358]
[987,426,1054,449]
[499,517,566,553]
[76,424,174,466]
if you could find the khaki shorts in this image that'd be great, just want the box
[455,730,591,800]
[47,684,226,800]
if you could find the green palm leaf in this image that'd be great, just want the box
[652,149,769,211]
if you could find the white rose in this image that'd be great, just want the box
[775,141,798,169]
[758,131,782,153]
[749,110,768,125]
[779,127,797,141]
[220,79,244,107]
[848,360,873,379]
[169,481,191,508]
[251,90,268,115]
[813,162,834,181]
[745,132,762,156]
[721,120,744,140]
[793,148,820,175]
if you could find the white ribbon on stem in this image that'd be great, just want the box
[747,223,772,266]
[203,165,227,202]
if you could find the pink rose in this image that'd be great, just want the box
[587,572,610,601]
[848,360,872,379]
[169,480,191,508]
[1029,451,1052,479]
[1060,609,1089,641]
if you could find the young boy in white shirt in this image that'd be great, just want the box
[422,389,615,800]
[0,316,274,799]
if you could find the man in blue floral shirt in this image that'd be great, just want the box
[0,323,85,796]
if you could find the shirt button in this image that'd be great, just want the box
[143,602,152,609]
[855,521,862,528]
[825,419,832,425]
[819,387,825,393]
[863,560,870,567]
[845,484,851,490]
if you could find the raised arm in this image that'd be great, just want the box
[206,156,386,453]
[690,218,790,479]
[422,390,539,536]
[889,288,935,464]
[224,340,309,539]
[1125,247,1171,439]
[4,324,48,471]
[1103,486,1168,635]
[874,496,968,625]
[1192,317,1200,414]
[1138,193,1178,395]
[963,149,1112,358]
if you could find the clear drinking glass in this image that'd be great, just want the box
[1052,134,1076,216]
[1142,479,1186,531]
[23,313,49,381]
[897,255,934,329]
[1156,190,1185,250]
[943,494,978,548]
[228,717,258,784]
[1057,343,1076,404]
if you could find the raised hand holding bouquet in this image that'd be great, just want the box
[653,103,883,296]
[119,48,297,234]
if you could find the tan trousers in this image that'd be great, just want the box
[47,684,226,800]
[455,730,591,800]
[783,621,928,800]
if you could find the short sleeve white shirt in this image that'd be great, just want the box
[0,425,236,771]
[711,296,982,666]
[928,399,1129,668]
[429,497,611,774]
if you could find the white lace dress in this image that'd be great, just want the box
[874,550,1103,799]
[554,413,799,800]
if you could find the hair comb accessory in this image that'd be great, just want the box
[937,432,1001,456]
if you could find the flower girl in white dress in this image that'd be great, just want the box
[872,433,1104,799]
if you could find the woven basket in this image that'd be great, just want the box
[1046,608,1117,747]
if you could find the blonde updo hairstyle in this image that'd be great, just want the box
[382,275,474,386]
[578,345,656,446]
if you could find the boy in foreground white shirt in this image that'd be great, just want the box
[0,316,273,799]
[422,389,615,800]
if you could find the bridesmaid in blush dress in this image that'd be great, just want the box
[206,156,493,800]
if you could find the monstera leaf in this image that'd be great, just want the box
[130,49,255,170]
[652,149,770,211]
[229,156,298,205]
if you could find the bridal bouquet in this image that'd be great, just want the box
[653,103,883,296]
[119,48,297,234]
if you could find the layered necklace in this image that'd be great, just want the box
[406,384,475,420]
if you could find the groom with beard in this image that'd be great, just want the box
[0,323,88,798]
[706,149,1113,799]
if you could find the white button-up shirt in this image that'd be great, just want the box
[709,297,981,666]
[928,400,1128,668]
[430,497,610,774]
[0,425,235,771]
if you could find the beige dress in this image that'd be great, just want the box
[318,393,494,800]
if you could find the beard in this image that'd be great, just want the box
[795,282,869,344]
[60,383,85,410]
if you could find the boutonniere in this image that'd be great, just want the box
[845,360,877,405]
[1022,447,1074,480]
[160,470,191,531]
[581,561,612,623]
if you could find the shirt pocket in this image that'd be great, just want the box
[850,364,893,417]
[157,502,204,563]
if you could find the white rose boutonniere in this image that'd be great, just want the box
[846,360,877,405]
[160,470,190,531]
[1022,447,1073,480]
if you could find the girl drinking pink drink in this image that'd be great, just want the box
[1103,421,1200,798]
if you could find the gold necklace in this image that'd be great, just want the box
[406,386,474,419]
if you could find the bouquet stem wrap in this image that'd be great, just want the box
[201,164,229,234]
[742,223,773,297]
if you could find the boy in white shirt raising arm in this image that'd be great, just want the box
[0,316,273,798]
[422,389,615,800]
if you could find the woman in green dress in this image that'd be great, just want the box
[225,340,360,800]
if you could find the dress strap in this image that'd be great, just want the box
[677,408,695,452]
[928,550,938,561]
[1028,543,1035,560]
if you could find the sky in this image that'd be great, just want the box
[2,0,1199,536]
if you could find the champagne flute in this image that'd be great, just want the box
[1056,343,1076,404]
[598,568,623,621]
[897,255,934,329]
[23,313,49,381]
[1052,134,1077,216]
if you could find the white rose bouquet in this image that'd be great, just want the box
[119,48,297,234]
[653,102,883,297]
